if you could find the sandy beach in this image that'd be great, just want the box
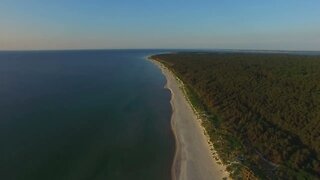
[150,59,229,180]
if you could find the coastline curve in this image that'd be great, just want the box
[149,57,229,180]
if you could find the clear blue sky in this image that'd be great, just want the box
[1,0,320,50]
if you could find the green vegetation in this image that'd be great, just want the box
[151,52,320,179]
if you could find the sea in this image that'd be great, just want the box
[0,50,175,180]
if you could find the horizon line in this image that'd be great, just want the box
[0,48,320,53]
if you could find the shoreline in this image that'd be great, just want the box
[149,57,229,180]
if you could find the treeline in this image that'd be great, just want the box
[151,52,320,179]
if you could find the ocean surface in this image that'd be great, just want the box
[0,50,174,180]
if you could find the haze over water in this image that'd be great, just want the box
[0,50,174,180]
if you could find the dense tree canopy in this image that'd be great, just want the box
[151,52,320,179]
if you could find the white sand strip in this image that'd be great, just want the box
[151,59,229,180]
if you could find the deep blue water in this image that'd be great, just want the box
[0,50,174,180]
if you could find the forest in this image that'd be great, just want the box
[151,52,320,179]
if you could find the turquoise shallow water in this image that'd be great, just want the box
[0,50,174,180]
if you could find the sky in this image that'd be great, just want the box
[1,0,320,51]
